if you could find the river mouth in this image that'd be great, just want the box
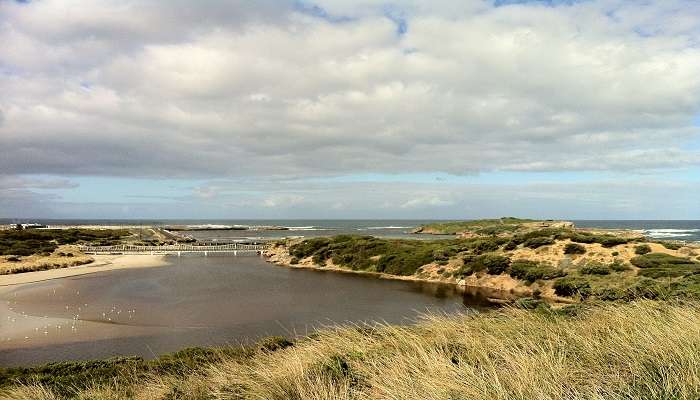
[0,255,499,367]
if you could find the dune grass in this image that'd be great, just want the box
[4,301,700,399]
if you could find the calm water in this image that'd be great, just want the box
[0,256,499,367]
[2,219,698,242]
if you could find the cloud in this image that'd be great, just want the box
[5,177,696,220]
[400,195,454,209]
[0,175,78,190]
[0,0,699,181]
[263,194,306,208]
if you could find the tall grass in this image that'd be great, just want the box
[4,301,700,399]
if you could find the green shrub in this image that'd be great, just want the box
[657,241,683,250]
[523,237,555,249]
[611,251,619,256]
[563,243,586,255]
[634,244,652,255]
[566,233,597,244]
[565,232,632,247]
[514,297,549,310]
[503,240,518,250]
[5,256,20,262]
[290,236,491,276]
[257,336,294,352]
[458,254,510,276]
[580,263,611,275]
[553,277,592,298]
[458,255,483,276]
[638,267,695,279]
[625,279,668,300]
[669,275,700,299]
[610,262,630,272]
[466,238,505,255]
[509,261,566,283]
[479,254,511,275]
[290,257,300,265]
[630,253,696,269]
[0,229,129,257]
[599,237,629,248]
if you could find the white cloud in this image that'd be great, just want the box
[400,195,454,209]
[0,0,699,180]
[263,194,306,208]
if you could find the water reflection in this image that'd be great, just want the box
[0,256,496,366]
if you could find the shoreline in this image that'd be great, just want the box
[262,244,573,304]
[0,255,168,287]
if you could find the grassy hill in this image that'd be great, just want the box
[269,228,700,303]
[3,301,700,399]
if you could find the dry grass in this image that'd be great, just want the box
[0,245,93,275]
[4,301,700,399]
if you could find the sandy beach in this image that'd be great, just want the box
[0,254,168,287]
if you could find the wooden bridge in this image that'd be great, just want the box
[79,243,270,256]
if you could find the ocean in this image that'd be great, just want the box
[2,219,699,242]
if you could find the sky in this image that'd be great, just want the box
[0,0,699,220]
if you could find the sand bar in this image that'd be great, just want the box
[0,255,168,287]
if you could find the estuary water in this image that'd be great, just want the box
[0,256,498,367]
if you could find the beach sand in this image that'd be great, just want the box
[0,254,168,287]
[0,255,171,356]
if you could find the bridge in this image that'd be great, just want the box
[79,243,270,256]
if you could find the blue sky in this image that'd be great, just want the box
[1,0,699,219]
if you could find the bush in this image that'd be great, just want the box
[579,263,611,275]
[509,261,566,283]
[5,256,21,262]
[630,253,696,269]
[657,241,683,250]
[503,240,518,250]
[466,238,505,255]
[0,228,129,257]
[480,254,511,275]
[257,336,294,352]
[634,244,652,255]
[523,237,555,249]
[458,254,510,276]
[553,277,592,298]
[563,243,586,255]
[599,237,628,248]
[566,232,632,247]
[625,279,668,300]
[610,262,630,272]
[514,297,549,310]
[637,268,693,279]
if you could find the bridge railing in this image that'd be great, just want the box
[79,243,271,253]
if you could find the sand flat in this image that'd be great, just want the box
[0,255,168,287]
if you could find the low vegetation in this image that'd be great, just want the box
[0,337,293,399]
[634,244,652,255]
[281,227,700,303]
[563,242,586,255]
[413,217,537,235]
[4,302,700,399]
[290,235,473,276]
[0,229,129,257]
[631,253,699,279]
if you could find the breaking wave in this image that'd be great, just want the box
[644,229,700,238]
